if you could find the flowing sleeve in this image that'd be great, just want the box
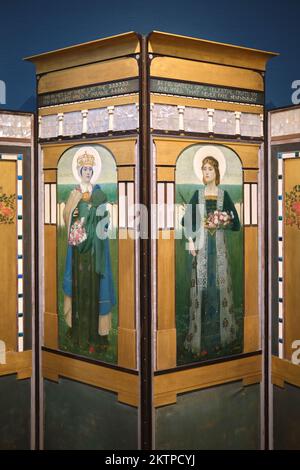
[180,190,200,240]
[223,190,240,231]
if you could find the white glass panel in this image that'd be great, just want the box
[18,298,23,314]
[271,108,300,137]
[18,317,23,333]
[17,200,22,217]
[18,278,23,294]
[41,115,57,139]
[63,112,82,136]
[17,219,22,236]
[152,105,179,131]
[87,108,109,134]
[278,302,283,317]
[240,113,261,137]
[166,183,174,228]
[113,105,138,131]
[51,184,57,224]
[18,258,23,275]
[0,154,17,160]
[17,159,22,175]
[118,182,126,228]
[278,179,283,195]
[278,260,283,278]
[184,107,208,133]
[251,184,258,225]
[278,342,284,359]
[18,337,24,352]
[278,158,283,175]
[157,183,165,229]
[282,152,296,159]
[278,200,283,218]
[18,239,23,256]
[244,184,251,225]
[213,110,236,135]
[278,220,283,238]
[278,281,283,298]
[44,184,50,224]
[0,114,31,139]
[17,180,22,194]
[279,322,283,340]
[127,182,135,229]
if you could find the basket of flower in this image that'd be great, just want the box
[68,218,87,246]
[204,210,232,236]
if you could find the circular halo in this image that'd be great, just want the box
[72,146,102,184]
[193,145,226,183]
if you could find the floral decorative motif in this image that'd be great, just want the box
[68,218,87,246]
[0,193,16,224]
[285,185,300,229]
[204,210,233,236]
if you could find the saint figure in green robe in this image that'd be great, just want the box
[181,155,241,360]
[62,149,116,354]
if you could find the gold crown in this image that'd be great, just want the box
[77,151,95,168]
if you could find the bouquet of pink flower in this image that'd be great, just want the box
[68,218,87,246]
[204,210,232,235]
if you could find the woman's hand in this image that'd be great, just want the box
[188,238,197,257]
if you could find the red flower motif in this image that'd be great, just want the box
[1,207,13,217]
[89,346,95,354]
[292,201,300,216]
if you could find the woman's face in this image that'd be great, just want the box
[80,166,93,183]
[202,163,216,184]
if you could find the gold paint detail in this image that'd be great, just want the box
[43,350,139,407]
[118,166,135,181]
[151,57,264,91]
[157,166,175,182]
[44,169,57,183]
[45,225,57,315]
[272,355,300,389]
[44,312,58,350]
[42,138,137,168]
[148,31,278,71]
[154,137,260,168]
[0,351,32,379]
[156,329,177,370]
[154,354,262,407]
[244,169,258,183]
[38,58,138,94]
[118,327,137,370]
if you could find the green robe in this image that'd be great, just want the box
[182,188,241,359]
[70,186,108,349]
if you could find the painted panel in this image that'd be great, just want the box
[176,144,244,364]
[283,158,300,359]
[57,144,118,363]
[0,160,17,351]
